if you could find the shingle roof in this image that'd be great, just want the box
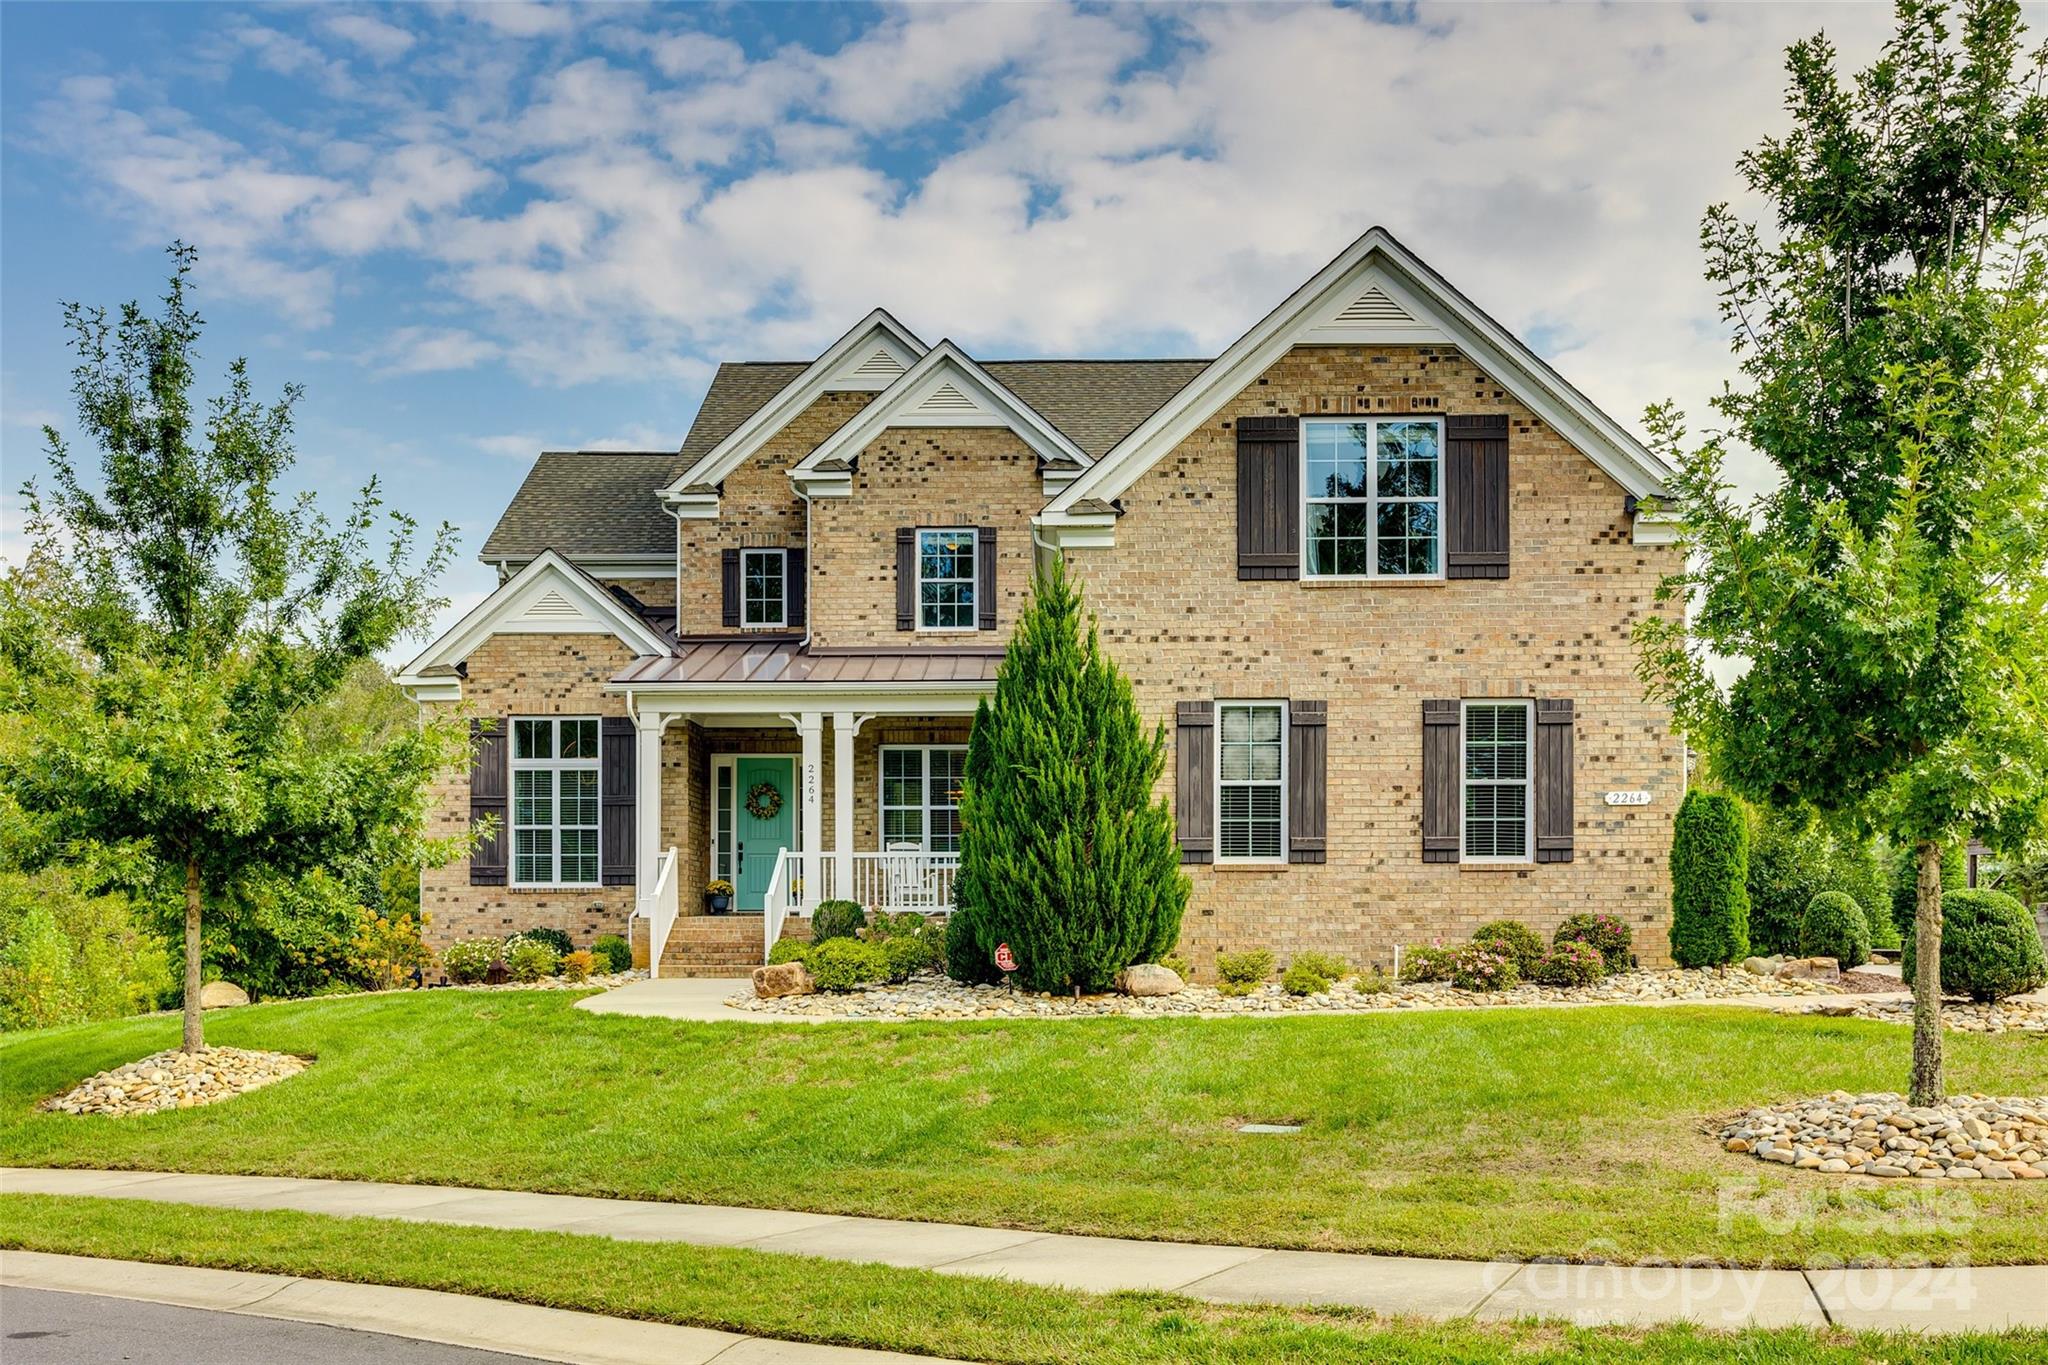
[479,452,676,560]
[672,362,807,478]
[983,359,1208,458]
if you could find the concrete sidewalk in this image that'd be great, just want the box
[7,1167,2045,1333]
[0,1250,952,1365]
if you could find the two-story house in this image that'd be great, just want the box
[398,227,1685,979]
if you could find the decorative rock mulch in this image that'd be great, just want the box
[1716,1092,2048,1179]
[38,1047,310,1118]
[726,966,1842,1020]
[448,969,645,992]
[1785,995,2048,1034]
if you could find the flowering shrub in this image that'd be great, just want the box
[1471,921,1545,976]
[442,939,497,984]
[1399,944,1458,983]
[1450,944,1520,991]
[501,934,559,983]
[560,949,595,983]
[347,912,432,990]
[1531,940,1606,987]
[1554,912,1633,971]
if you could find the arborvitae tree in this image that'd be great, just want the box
[949,557,1188,993]
[1670,791,1751,966]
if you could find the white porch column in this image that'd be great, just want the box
[796,712,824,899]
[831,711,856,899]
[635,711,665,895]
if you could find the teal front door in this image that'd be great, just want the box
[734,756,796,912]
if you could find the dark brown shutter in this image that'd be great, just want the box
[1445,414,1510,579]
[720,548,741,627]
[1175,701,1214,864]
[975,527,998,631]
[1421,700,1461,864]
[1287,700,1327,864]
[1236,416,1300,580]
[600,716,636,885]
[1534,698,1575,863]
[785,548,807,629]
[895,528,916,631]
[469,717,509,885]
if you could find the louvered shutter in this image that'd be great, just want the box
[1287,701,1327,864]
[599,716,636,885]
[1421,700,1461,864]
[975,527,998,631]
[1534,698,1575,863]
[720,548,741,627]
[1175,701,1214,864]
[1236,416,1300,580]
[785,548,807,629]
[469,718,509,885]
[895,528,915,631]
[1445,414,1510,579]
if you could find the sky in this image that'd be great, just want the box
[0,1,1958,649]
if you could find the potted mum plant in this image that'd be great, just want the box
[705,879,735,914]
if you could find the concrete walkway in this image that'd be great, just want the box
[7,1167,2045,1333]
[0,1250,952,1365]
[577,977,798,1023]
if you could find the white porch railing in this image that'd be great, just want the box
[639,846,679,979]
[763,849,959,961]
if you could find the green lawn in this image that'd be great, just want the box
[8,1194,2044,1365]
[2,991,2044,1266]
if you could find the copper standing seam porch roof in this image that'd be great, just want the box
[614,637,1004,688]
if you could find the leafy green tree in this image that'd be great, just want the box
[1,245,469,1052]
[1637,0,2048,1103]
[1671,791,1751,966]
[950,557,1189,993]
[0,867,173,1030]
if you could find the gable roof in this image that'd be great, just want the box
[482,452,676,562]
[1042,225,1675,529]
[672,363,806,479]
[982,359,1207,458]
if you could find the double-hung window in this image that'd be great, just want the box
[916,529,976,630]
[1303,418,1442,578]
[741,548,786,628]
[879,746,967,852]
[1217,701,1286,862]
[1462,701,1531,862]
[511,718,601,887]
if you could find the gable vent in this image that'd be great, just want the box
[526,590,580,618]
[1333,285,1415,327]
[851,347,905,380]
[918,381,979,413]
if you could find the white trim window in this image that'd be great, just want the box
[1462,700,1532,862]
[1302,417,1442,578]
[879,745,967,852]
[1216,701,1286,862]
[741,548,787,628]
[916,528,977,630]
[511,717,601,887]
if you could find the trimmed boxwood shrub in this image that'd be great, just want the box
[881,932,941,981]
[591,934,633,974]
[810,900,866,944]
[1471,921,1544,976]
[766,938,810,967]
[807,936,888,992]
[1903,888,2047,1003]
[1450,944,1519,992]
[1554,913,1633,971]
[1670,791,1750,966]
[1799,891,1871,968]
[1280,952,1348,996]
[1216,949,1275,986]
[1532,941,1605,987]
[519,926,575,957]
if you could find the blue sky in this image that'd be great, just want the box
[1,1,1918,640]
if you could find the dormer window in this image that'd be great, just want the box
[742,549,787,628]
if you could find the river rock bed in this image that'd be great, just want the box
[728,966,1841,1020]
[449,968,645,992]
[1786,996,2048,1034]
[39,1046,310,1117]
[1717,1092,2048,1179]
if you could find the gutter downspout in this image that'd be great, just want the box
[667,503,685,636]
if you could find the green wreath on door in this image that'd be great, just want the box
[745,780,784,822]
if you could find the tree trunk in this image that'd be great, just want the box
[1909,840,1944,1106]
[182,857,205,1054]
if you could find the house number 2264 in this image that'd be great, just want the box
[1603,791,1652,806]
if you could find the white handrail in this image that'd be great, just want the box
[762,850,960,960]
[762,849,795,964]
[640,847,679,979]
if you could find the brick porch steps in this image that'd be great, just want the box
[656,914,809,977]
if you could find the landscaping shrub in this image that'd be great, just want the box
[1281,952,1348,996]
[1799,891,1871,968]
[1354,969,1391,995]
[1903,888,2046,1002]
[1216,949,1274,987]
[950,558,1188,992]
[559,949,595,983]
[810,900,866,944]
[865,911,928,941]
[1670,791,1750,966]
[807,936,888,992]
[519,927,575,958]
[1553,913,1632,971]
[766,938,810,967]
[881,933,939,982]
[1450,943,1519,992]
[347,912,431,990]
[1531,941,1605,987]
[501,935,559,983]
[592,934,632,974]
[0,867,172,1030]
[1159,955,1191,981]
[1471,921,1544,976]
[1399,944,1457,983]
[1890,842,1966,950]
[441,939,496,984]
[1745,805,1833,955]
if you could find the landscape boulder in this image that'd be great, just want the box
[198,981,250,1009]
[752,962,814,999]
[1742,956,1782,976]
[1774,956,1840,983]
[1117,963,1184,997]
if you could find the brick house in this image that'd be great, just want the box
[398,227,1685,978]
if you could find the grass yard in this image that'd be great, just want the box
[2,990,2044,1267]
[7,1194,2045,1365]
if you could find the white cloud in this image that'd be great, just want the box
[366,326,503,375]
[323,13,417,62]
[464,1,573,39]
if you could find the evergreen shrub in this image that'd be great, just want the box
[1670,791,1750,966]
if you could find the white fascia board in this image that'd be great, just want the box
[397,550,671,700]
[394,674,463,703]
[1047,227,1676,516]
[659,309,926,499]
[789,341,1090,491]
[610,682,992,717]
[496,554,676,578]
[1632,510,1683,546]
